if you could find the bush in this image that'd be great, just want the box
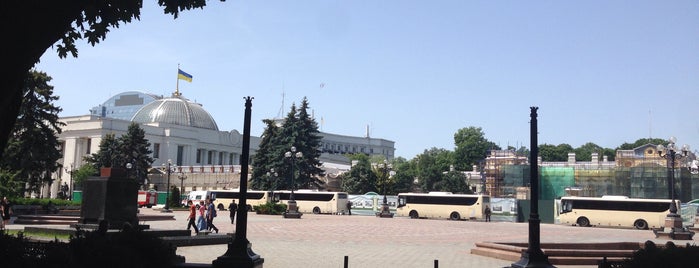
[620,240,699,268]
[11,197,79,207]
[253,202,287,215]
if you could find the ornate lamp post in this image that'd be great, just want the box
[267,169,278,203]
[178,172,187,195]
[377,160,394,218]
[64,164,74,200]
[653,137,694,240]
[162,159,174,213]
[283,146,302,218]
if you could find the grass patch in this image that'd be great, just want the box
[4,229,71,241]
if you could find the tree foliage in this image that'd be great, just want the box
[251,97,325,191]
[340,154,378,194]
[0,70,64,197]
[84,123,153,188]
[617,138,668,150]
[415,148,453,192]
[434,170,472,194]
[453,126,500,171]
[2,0,216,161]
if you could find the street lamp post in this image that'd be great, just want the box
[267,169,278,203]
[64,164,74,200]
[178,172,187,198]
[162,159,174,213]
[283,146,302,218]
[377,160,394,218]
[653,137,694,240]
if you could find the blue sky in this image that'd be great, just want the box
[36,1,699,159]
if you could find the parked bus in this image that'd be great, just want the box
[395,192,490,220]
[558,196,676,230]
[274,190,349,214]
[185,189,270,211]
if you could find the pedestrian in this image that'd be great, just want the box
[0,202,5,230]
[484,205,492,222]
[346,200,352,215]
[228,200,237,224]
[2,196,12,226]
[197,200,207,231]
[186,200,198,235]
[206,198,219,233]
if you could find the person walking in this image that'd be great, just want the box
[346,200,352,215]
[186,200,198,235]
[2,196,12,227]
[206,198,219,233]
[228,200,238,224]
[484,205,492,222]
[197,200,207,231]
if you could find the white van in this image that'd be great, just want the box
[184,190,211,208]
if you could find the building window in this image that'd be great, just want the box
[196,149,202,164]
[207,151,213,165]
[218,152,224,165]
[153,143,160,159]
[229,153,234,165]
[86,138,92,154]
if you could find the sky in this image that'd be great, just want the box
[35,1,699,159]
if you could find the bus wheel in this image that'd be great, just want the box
[409,210,419,219]
[449,212,460,221]
[313,207,321,214]
[146,205,152,208]
[634,220,648,230]
[217,203,225,210]
[577,217,591,227]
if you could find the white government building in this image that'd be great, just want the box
[49,90,394,198]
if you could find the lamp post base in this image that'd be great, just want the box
[213,238,264,268]
[653,213,695,240]
[283,200,303,219]
[376,204,394,218]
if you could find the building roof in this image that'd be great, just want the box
[131,93,219,130]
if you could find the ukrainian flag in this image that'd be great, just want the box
[178,69,193,82]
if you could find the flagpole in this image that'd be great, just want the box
[175,64,180,96]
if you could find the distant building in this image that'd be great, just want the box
[49,90,394,198]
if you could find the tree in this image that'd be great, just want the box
[0,70,64,196]
[251,119,284,190]
[453,127,500,171]
[574,142,604,161]
[415,148,453,192]
[340,154,378,194]
[295,97,325,188]
[539,143,574,162]
[85,133,120,170]
[71,164,97,190]
[390,157,415,194]
[2,1,214,160]
[434,170,471,194]
[119,123,154,187]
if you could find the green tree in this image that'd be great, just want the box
[415,148,453,192]
[453,127,500,171]
[295,97,325,188]
[390,157,415,194]
[119,123,154,187]
[340,154,378,194]
[574,142,604,161]
[85,133,120,170]
[71,164,98,190]
[2,1,214,160]
[0,70,64,196]
[251,119,285,190]
[434,170,471,194]
[539,143,574,162]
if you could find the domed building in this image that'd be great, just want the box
[51,90,395,199]
[56,91,253,199]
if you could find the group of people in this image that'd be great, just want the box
[1,196,12,230]
[186,198,237,235]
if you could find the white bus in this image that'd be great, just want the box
[274,190,349,214]
[396,192,490,220]
[187,189,270,211]
[558,196,676,230]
